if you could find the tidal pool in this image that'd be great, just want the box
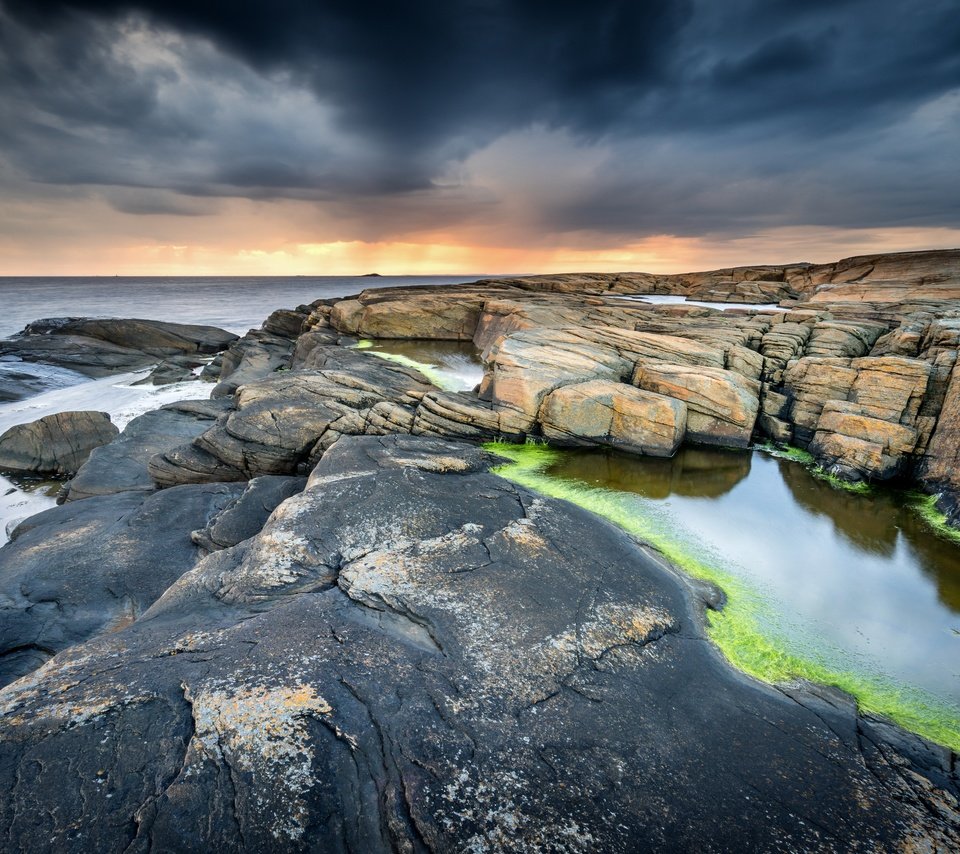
[487,442,960,750]
[357,339,484,392]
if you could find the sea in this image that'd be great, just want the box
[0,275,488,339]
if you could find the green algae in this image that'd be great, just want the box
[907,492,960,546]
[354,340,460,391]
[485,439,960,752]
[757,442,873,494]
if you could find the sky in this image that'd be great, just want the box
[0,0,958,275]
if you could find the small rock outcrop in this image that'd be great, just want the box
[0,411,118,476]
[0,317,238,379]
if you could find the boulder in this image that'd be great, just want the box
[0,436,955,851]
[632,364,760,447]
[539,379,687,456]
[0,411,119,476]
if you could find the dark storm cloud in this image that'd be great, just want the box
[0,0,958,239]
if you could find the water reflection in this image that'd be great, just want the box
[548,446,752,499]
[543,446,960,708]
[778,459,960,611]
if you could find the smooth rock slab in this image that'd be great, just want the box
[0,436,955,852]
[539,378,687,456]
[0,482,246,687]
[0,411,118,476]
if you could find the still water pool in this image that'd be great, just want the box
[489,442,960,749]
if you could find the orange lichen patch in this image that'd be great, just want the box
[542,603,676,663]
[186,681,340,841]
[0,648,136,725]
[491,516,551,555]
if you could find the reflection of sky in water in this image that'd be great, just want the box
[616,294,790,312]
[548,448,960,708]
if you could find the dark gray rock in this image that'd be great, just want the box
[61,399,232,502]
[0,318,238,379]
[0,436,955,852]
[212,330,297,398]
[0,482,246,687]
[19,317,237,356]
[133,357,202,386]
[261,307,310,339]
[0,411,119,476]
[190,474,307,552]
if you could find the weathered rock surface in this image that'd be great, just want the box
[0,411,118,476]
[190,474,307,553]
[633,363,759,447]
[0,482,245,687]
[0,436,956,852]
[0,317,237,379]
[540,378,687,456]
[61,399,232,502]
[149,350,435,486]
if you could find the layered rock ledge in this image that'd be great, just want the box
[146,249,960,525]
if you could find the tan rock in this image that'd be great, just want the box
[539,379,687,456]
[632,364,759,447]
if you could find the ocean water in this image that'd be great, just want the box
[0,275,487,339]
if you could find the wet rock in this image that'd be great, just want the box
[0,411,118,476]
[539,379,687,456]
[0,436,956,851]
[133,357,199,386]
[0,482,245,687]
[61,399,232,502]
[0,360,89,403]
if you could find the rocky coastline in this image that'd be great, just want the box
[0,248,959,851]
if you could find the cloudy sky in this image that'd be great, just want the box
[1,0,958,275]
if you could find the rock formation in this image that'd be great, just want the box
[1,248,959,850]
[0,436,957,851]
[0,410,118,476]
